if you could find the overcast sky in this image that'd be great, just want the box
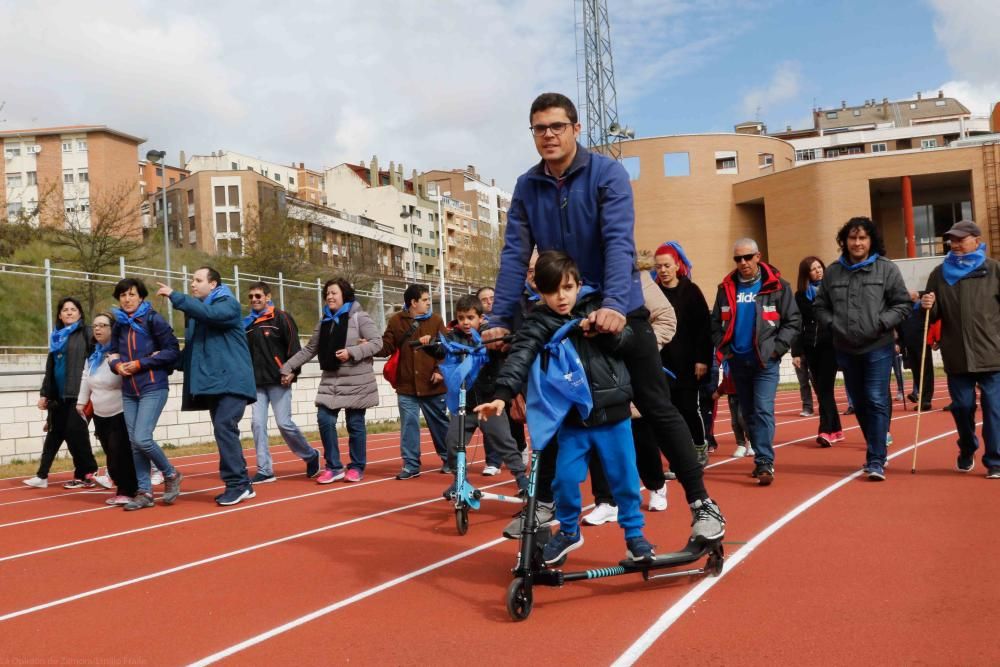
[1,0,998,189]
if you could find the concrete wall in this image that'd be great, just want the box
[0,359,401,466]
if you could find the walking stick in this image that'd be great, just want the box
[910,306,932,474]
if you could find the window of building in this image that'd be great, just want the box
[274,173,281,182]
[935,99,947,107]
[26,171,37,185]
[845,146,862,155]
[229,212,241,233]
[7,202,23,217]
[663,152,690,177]
[288,176,295,185]
[622,156,640,181]
[62,141,72,152]
[26,144,39,155]
[228,185,239,205]
[402,224,408,233]
[921,138,938,149]
[4,145,21,159]
[78,170,89,183]
[826,111,838,119]
[79,200,89,213]
[909,103,918,109]
[714,151,738,174]
[6,173,22,188]
[189,216,196,232]
[77,140,87,152]
[214,186,226,206]
[65,201,76,214]
[247,166,254,172]
[169,177,175,185]
[759,153,774,167]
[63,171,74,185]
[795,148,819,161]
[187,190,195,206]
[155,167,163,177]
[853,109,861,116]
[871,143,887,153]
[231,162,239,170]
[215,212,227,233]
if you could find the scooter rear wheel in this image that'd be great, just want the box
[506,577,533,621]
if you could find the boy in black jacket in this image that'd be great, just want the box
[438,295,528,497]
[475,251,654,565]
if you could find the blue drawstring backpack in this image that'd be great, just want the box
[525,319,593,450]
[438,329,490,414]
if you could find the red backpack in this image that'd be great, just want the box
[382,321,419,389]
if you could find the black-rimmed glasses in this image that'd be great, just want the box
[530,122,572,137]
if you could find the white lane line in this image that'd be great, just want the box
[0,454,495,562]
[0,481,512,623]
[611,423,965,667]
[187,536,507,667]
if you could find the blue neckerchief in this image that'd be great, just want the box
[322,301,353,324]
[662,366,677,380]
[403,304,434,321]
[115,300,152,335]
[438,328,489,414]
[804,280,821,302]
[838,253,880,272]
[525,318,593,450]
[204,283,235,304]
[941,243,987,285]
[87,342,112,372]
[243,300,274,329]
[524,281,541,302]
[660,241,694,279]
[49,320,81,353]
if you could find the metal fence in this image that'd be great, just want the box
[0,258,479,349]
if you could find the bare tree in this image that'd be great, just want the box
[457,223,505,289]
[240,194,312,278]
[49,181,146,316]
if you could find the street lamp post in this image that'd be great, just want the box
[146,149,172,326]
[427,184,447,317]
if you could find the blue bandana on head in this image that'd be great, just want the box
[941,243,987,285]
[87,342,112,372]
[525,319,593,450]
[838,253,880,271]
[438,329,489,414]
[242,300,274,329]
[322,301,353,324]
[115,299,152,335]
[804,280,821,302]
[204,283,235,305]
[49,320,81,353]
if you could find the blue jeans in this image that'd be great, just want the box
[207,394,250,489]
[730,356,780,464]
[251,385,317,476]
[317,406,367,472]
[397,393,449,472]
[122,389,174,494]
[837,344,894,466]
[947,371,1000,469]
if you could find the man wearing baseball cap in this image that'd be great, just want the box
[921,220,1000,478]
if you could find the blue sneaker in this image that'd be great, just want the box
[867,462,886,481]
[625,536,656,563]
[542,531,584,565]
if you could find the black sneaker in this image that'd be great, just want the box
[439,464,454,474]
[395,468,421,480]
[706,435,719,453]
[625,536,656,563]
[442,481,456,500]
[956,453,975,473]
[251,472,276,484]
[216,485,256,506]
[986,467,1000,479]
[752,462,774,486]
[306,453,321,479]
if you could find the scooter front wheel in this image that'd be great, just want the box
[506,577,533,621]
[455,506,469,535]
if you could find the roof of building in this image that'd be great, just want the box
[0,124,146,144]
[815,95,970,132]
[343,163,415,193]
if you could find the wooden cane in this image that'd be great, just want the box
[910,306,932,474]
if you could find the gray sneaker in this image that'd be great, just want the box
[502,501,555,539]
[689,498,725,542]
[162,471,183,505]
[124,493,154,511]
[694,443,710,468]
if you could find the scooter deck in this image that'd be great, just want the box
[616,537,714,570]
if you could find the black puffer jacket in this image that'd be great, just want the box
[246,308,302,386]
[41,326,93,403]
[791,290,833,356]
[493,290,633,427]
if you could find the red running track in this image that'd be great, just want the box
[0,383,995,666]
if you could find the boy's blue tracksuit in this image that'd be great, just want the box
[493,289,644,539]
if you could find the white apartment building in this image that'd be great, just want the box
[185,150,300,194]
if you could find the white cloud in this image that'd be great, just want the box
[740,61,803,121]
[928,0,1000,116]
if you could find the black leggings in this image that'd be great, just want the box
[93,413,138,497]
[36,400,97,480]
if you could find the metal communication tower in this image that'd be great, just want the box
[576,0,623,160]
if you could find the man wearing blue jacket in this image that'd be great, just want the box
[157,267,258,506]
[484,92,725,543]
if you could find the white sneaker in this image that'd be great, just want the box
[23,476,48,489]
[582,502,618,525]
[732,445,748,458]
[93,473,113,489]
[150,469,164,486]
[482,465,501,476]
[648,485,668,511]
